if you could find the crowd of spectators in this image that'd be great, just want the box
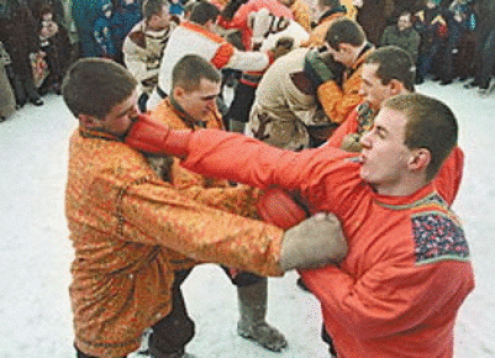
[1,0,494,122]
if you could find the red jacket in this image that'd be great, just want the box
[177,129,475,358]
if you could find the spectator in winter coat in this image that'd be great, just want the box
[71,0,101,57]
[93,0,118,59]
[437,0,476,85]
[0,41,16,121]
[110,0,142,63]
[380,11,420,63]
[125,91,475,358]
[414,0,448,83]
[0,0,44,107]
[36,3,71,94]
[62,57,346,358]
[463,0,495,93]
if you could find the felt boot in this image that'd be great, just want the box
[236,278,288,352]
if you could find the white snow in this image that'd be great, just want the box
[0,79,494,357]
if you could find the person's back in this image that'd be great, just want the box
[247,47,323,150]
[147,1,274,110]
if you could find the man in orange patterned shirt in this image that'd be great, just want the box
[62,57,347,358]
[149,54,287,352]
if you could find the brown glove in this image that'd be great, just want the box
[279,213,347,271]
[268,36,294,60]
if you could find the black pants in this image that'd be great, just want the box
[322,325,338,357]
[220,265,264,287]
[75,269,195,358]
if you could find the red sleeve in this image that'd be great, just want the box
[432,146,464,205]
[180,129,358,213]
[299,259,474,339]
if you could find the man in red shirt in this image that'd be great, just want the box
[125,92,475,358]
[327,46,464,206]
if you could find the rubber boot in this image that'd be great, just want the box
[236,278,288,352]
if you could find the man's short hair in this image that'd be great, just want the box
[383,93,458,181]
[325,18,366,50]
[143,0,167,20]
[364,46,416,92]
[62,58,138,119]
[318,0,342,10]
[171,54,221,92]
[189,1,220,25]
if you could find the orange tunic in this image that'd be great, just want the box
[66,127,284,357]
[150,98,261,218]
[317,45,373,124]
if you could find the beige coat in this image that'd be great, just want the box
[246,48,329,150]
[0,41,15,120]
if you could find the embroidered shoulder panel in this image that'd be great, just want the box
[411,210,470,265]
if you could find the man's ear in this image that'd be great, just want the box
[339,43,352,54]
[173,86,184,100]
[78,114,102,129]
[408,148,431,172]
[389,79,404,95]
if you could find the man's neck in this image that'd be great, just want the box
[375,175,429,197]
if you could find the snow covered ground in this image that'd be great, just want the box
[0,79,494,358]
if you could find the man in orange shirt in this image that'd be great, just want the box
[149,54,288,352]
[125,92,475,358]
[63,58,347,358]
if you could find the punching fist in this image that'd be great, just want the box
[125,114,191,158]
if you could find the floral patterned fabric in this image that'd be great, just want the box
[66,127,283,357]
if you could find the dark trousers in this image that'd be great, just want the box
[75,269,195,358]
[322,325,338,357]
[474,29,495,89]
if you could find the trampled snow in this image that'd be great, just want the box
[0,79,494,357]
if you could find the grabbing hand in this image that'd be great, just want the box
[268,36,294,60]
[303,49,337,87]
[279,213,348,271]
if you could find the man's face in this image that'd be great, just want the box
[175,78,221,122]
[324,43,354,67]
[359,107,413,194]
[360,63,394,110]
[151,5,171,30]
[97,90,140,137]
[397,14,411,31]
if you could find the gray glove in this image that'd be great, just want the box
[279,213,348,271]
